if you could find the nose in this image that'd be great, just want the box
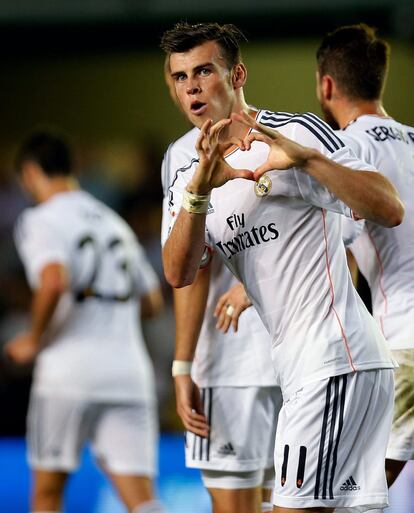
[186,78,201,95]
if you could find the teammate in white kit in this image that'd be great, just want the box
[316,24,414,499]
[5,131,167,513]
[161,22,404,513]
[162,126,282,513]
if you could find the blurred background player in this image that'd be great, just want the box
[161,56,282,513]
[5,129,167,513]
[316,23,414,508]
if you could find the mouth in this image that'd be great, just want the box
[190,101,207,115]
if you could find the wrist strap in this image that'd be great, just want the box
[172,360,193,377]
[182,189,211,214]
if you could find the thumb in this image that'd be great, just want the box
[253,163,274,180]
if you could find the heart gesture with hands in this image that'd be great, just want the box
[232,111,315,180]
[188,118,255,195]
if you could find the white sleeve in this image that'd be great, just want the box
[291,119,377,217]
[160,146,212,247]
[14,209,69,289]
[131,238,160,297]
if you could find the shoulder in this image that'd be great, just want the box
[162,127,199,191]
[165,127,199,165]
[257,109,345,154]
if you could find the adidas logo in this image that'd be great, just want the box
[218,442,236,456]
[340,476,360,491]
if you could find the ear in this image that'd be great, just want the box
[20,161,44,191]
[320,74,334,101]
[231,63,247,90]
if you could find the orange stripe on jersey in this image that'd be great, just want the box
[322,210,356,372]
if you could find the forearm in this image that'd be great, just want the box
[163,207,207,288]
[30,285,62,343]
[30,263,67,344]
[173,266,210,360]
[304,150,404,227]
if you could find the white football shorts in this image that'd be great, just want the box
[272,369,394,512]
[387,349,414,461]
[185,386,282,488]
[27,394,158,476]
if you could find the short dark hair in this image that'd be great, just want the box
[15,129,73,176]
[160,22,247,69]
[316,24,390,101]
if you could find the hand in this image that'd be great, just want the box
[214,283,252,333]
[231,111,315,179]
[174,374,209,437]
[187,118,255,195]
[4,333,39,365]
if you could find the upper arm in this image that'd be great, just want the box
[292,117,376,216]
[14,210,69,289]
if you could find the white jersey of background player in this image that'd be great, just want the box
[16,190,157,401]
[340,119,414,350]
[6,130,166,513]
[316,23,414,499]
[162,126,281,513]
[161,21,404,513]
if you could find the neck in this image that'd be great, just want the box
[218,93,253,147]
[334,98,388,129]
[38,177,79,203]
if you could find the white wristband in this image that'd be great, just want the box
[182,189,211,214]
[172,360,193,377]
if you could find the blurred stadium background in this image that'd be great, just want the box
[0,1,413,511]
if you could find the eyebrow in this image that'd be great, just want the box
[171,62,213,79]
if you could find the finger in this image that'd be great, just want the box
[229,168,255,181]
[180,415,210,436]
[214,293,229,317]
[253,164,274,180]
[234,111,279,140]
[220,137,246,152]
[231,305,243,333]
[185,422,209,437]
[216,304,231,332]
[217,308,232,333]
[179,404,207,422]
[195,119,212,153]
[209,118,232,145]
[245,132,272,149]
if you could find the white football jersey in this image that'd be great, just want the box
[162,128,277,387]
[166,110,396,397]
[15,190,158,401]
[339,115,414,350]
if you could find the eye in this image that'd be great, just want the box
[175,73,186,82]
[199,68,211,77]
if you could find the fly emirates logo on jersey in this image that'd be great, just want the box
[215,213,279,260]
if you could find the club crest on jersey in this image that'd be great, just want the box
[254,174,272,197]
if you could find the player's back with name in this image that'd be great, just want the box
[341,115,414,349]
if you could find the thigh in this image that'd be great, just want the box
[273,370,394,512]
[91,401,158,477]
[186,386,281,473]
[27,394,90,472]
[387,349,414,461]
